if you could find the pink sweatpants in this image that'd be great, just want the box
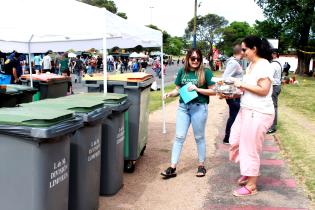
[229,107,274,176]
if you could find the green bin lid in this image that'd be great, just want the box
[68,93,127,104]
[0,107,74,127]
[21,97,105,113]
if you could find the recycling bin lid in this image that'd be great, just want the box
[68,93,128,104]
[20,73,70,83]
[0,106,83,140]
[108,72,153,82]
[0,106,74,127]
[6,84,37,93]
[21,97,111,123]
[0,86,20,95]
[67,93,130,113]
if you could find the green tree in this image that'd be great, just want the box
[164,37,185,56]
[222,21,253,56]
[117,12,127,19]
[77,0,117,13]
[184,14,228,57]
[255,0,315,75]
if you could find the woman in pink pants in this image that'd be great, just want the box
[228,36,275,197]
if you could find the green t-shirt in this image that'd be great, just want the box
[175,67,215,104]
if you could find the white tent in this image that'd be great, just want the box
[0,0,166,133]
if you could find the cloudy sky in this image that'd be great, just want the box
[113,0,265,37]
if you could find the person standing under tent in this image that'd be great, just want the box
[42,50,52,73]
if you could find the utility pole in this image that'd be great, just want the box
[193,0,197,48]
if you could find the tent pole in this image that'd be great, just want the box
[102,8,107,94]
[28,34,34,88]
[102,37,107,94]
[161,45,166,134]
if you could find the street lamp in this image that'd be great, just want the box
[193,0,197,48]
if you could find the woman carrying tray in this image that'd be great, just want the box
[161,48,216,178]
[221,36,275,197]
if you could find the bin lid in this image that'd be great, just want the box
[21,97,105,113]
[67,93,128,104]
[0,87,20,95]
[0,106,74,127]
[6,84,37,93]
[82,73,107,81]
[20,73,70,83]
[108,72,153,82]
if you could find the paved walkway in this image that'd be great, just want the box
[205,132,310,209]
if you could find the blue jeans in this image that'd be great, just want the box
[171,103,208,165]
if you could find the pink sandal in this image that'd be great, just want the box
[233,186,257,197]
[238,176,249,186]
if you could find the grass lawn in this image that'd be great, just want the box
[278,75,315,202]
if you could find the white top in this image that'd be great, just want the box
[271,59,282,86]
[223,57,243,79]
[241,59,275,114]
[42,55,51,70]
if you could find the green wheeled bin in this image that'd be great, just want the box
[107,74,154,173]
[21,97,112,210]
[0,106,83,210]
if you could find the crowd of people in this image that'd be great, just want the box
[161,35,292,197]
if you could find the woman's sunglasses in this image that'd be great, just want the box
[190,57,201,62]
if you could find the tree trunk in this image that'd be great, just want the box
[296,50,312,76]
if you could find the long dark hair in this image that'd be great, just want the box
[184,48,205,86]
[242,36,272,61]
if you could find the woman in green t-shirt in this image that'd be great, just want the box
[161,48,216,178]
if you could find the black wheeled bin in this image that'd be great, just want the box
[0,85,37,107]
[6,84,37,104]
[21,97,112,210]
[20,74,70,100]
[0,106,83,210]
[0,86,20,107]
[68,93,130,195]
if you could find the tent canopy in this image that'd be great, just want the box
[0,0,162,53]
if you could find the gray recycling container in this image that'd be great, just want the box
[68,93,130,195]
[84,73,153,172]
[21,97,112,210]
[0,107,83,210]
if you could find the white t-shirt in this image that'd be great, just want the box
[241,59,275,114]
[42,55,51,70]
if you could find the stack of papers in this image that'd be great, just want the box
[179,82,198,104]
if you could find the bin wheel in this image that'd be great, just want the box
[140,145,146,156]
[124,160,136,173]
